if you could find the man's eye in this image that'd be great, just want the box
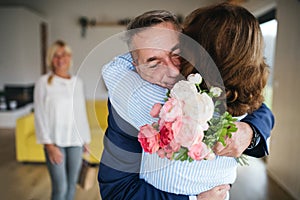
[172,48,181,55]
[172,54,180,59]
[148,61,161,69]
[171,55,181,66]
[149,64,158,69]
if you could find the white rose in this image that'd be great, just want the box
[187,73,202,85]
[170,80,197,101]
[210,87,222,97]
[183,92,214,125]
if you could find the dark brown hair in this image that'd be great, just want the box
[182,3,269,116]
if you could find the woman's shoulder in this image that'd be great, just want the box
[72,75,83,83]
[71,76,85,88]
[234,113,248,121]
[36,73,51,84]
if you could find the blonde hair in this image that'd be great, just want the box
[46,40,72,84]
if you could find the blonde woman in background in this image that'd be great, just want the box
[34,40,90,200]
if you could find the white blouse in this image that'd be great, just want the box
[34,73,91,147]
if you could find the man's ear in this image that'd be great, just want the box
[132,61,137,67]
[132,61,139,71]
[131,50,138,67]
[133,61,140,73]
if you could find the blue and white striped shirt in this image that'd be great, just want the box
[102,53,167,128]
[102,53,238,196]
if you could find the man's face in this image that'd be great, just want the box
[131,22,181,89]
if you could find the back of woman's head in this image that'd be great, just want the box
[182,2,269,116]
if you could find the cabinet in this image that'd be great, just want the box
[0,7,47,128]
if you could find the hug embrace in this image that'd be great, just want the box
[99,2,274,200]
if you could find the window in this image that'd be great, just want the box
[259,10,277,108]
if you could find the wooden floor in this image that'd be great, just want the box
[0,129,295,200]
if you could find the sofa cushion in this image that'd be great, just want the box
[16,100,108,164]
[86,100,108,130]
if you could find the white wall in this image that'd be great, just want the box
[0,0,279,100]
[1,0,222,99]
[0,0,278,99]
[0,7,45,90]
[267,0,300,199]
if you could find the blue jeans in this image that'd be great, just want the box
[45,146,83,200]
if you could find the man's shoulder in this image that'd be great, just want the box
[103,52,135,74]
[117,52,133,62]
[112,53,134,67]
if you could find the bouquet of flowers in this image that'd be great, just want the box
[138,73,247,164]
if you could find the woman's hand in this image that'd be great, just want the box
[45,144,63,164]
[83,144,89,153]
[197,184,230,200]
[213,122,253,157]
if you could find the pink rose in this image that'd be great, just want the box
[159,122,174,148]
[166,152,174,159]
[205,151,216,160]
[138,124,160,154]
[159,98,183,123]
[157,149,166,158]
[171,117,183,134]
[169,140,181,152]
[163,144,174,154]
[173,117,205,148]
[150,103,162,118]
[188,142,211,161]
[162,145,175,159]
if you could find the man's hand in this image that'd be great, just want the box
[213,122,253,157]
[197,184,230,200]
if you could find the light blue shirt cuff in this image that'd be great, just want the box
[189,196,197,200]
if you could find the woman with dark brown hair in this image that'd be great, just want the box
[139,3,270,200]
[182,2,269,117]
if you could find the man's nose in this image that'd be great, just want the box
[165,57,180,77]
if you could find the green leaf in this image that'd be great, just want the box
[235,154,249,166]
[218,137,226,146]
[215,100,221,105]
[174,147,188,161]
[228,127,238,132]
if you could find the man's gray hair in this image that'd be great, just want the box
[125,10,182,49]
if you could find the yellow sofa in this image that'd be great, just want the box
[15,100,108,164]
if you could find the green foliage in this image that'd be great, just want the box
[164,89,171,101]
[164,82,248,165]
[204,111,237,148]
[172,147,191,162]
[235,154,249,166]
[203,110,248,166]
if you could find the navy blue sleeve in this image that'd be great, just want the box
[242,103,275,157]
[98,100,188,200]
